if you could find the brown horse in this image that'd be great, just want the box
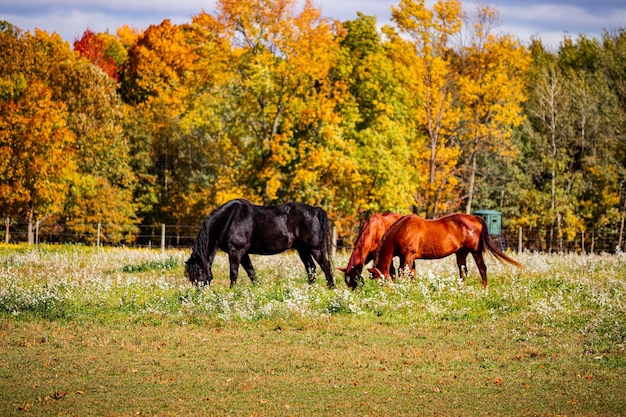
[339,212,404,289]
[368,213,521,289]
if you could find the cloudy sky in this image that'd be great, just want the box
[2,0,626,49]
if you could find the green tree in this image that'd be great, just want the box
[559,36,624,250]
[336,13,417,221]
[524,42,574,251]
[598,29,626,248]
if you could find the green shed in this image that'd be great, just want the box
[473,209,502,236]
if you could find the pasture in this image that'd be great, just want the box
[0,244,624,416]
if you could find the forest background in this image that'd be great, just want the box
[2,0,626,253]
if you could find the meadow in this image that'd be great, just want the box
[0,244,624,416]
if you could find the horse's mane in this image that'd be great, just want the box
[191,218,211,264]
[191,199,249,265]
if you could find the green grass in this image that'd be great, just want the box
[0,244,625,416]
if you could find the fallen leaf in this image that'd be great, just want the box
[51,391,67,400]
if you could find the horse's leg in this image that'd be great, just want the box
[401,254,416,281]
[471,251,488,290]
[390,256,398,278]
[204,244,219,285]
[297,249,318,284]
[240,253,256,285]
[228,249,244,288]
[309,248,335,289]
[456,248,469,287]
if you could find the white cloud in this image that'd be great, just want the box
[2,0,625,47]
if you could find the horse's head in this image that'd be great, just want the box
[185,252,211,287]
[339,266,363,289]
[368,267,384,280]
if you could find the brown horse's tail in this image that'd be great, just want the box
[476,216,522,268]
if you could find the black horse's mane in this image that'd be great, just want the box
[187,199,242,277]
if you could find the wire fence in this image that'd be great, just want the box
[3,222,197,251]
[2,220,625,255]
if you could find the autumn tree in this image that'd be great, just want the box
[53,57,138,242]
[213,0,350,205]
[0,23,138,243]
[74,29,122,80]
[390,0,464,218]
[120,19,199,225]
[156,0,361,233]
[0,24,76,242]
[455,3,530,213]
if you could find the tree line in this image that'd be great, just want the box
[1,0,626,251]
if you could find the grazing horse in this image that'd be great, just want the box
[339,212,404,289]
[369,213,521,289]
[186,199,334,288]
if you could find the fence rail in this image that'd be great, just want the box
[3,220,625,255]
[3,222,197,252]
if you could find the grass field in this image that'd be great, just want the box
[0,244,624,416]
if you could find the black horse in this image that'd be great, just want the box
[185,199,335,288]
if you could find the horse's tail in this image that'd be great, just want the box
[318,207,333,269]
[476,216,522,268]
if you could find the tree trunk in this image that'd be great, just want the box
[428,134,437,219]
[465,153,477,214]
[591,230,596,254]
[550,127,557,253]
[27,207,35,245]
[4,217,9,244]
[617,196,626,251]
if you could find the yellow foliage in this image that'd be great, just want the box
[0,79,76,220]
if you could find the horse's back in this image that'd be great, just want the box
[207,199,252,232]
[286,203,328,247]
[390,213,483,258]
[434,213,483,248]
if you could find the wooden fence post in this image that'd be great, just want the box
[331,224,337,263]
[582,230,585,254]
[161,224,166,254]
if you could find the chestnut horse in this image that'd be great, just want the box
[339,212,403,289]
[368,213,521,289]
